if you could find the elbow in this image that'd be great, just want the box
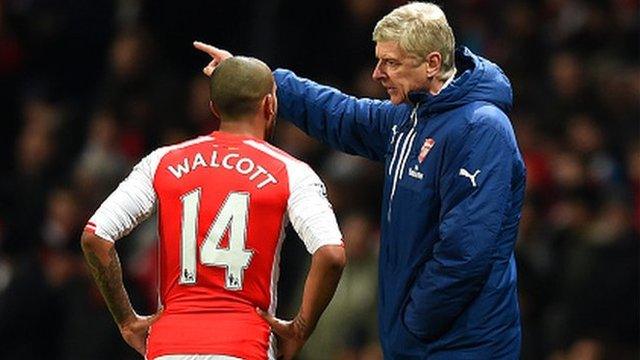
[327,245,347,273]
[80,231,96,254]
[402,302,446,342]
[403,315,427,341]
[81,230,113,256]
[316,244,346,273]
[403,315,440,342]
[332,246,347,272]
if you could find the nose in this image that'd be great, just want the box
[372,61,385,81]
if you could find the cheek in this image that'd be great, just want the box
[394,76,409,91]
[409,70,429,90]
[396,77,421,93]
[391,70,412,89]
[388,72,403,87]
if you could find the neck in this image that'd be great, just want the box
[218,117,265,139]
[430,68,457,95]
[428,78,446,95]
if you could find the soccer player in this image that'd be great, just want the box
[195,2,525,359]
[81,56,345,360]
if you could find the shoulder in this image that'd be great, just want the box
[470,103,509,129]
[154,135,216,160]
[447,102,517,150]
[146,135,215,164]
[140,135,216,177]
[469,103,517,148]
[242,138,305,167]
[435,103,521,165]
[242,139,318,183]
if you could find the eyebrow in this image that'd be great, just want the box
[376,54,399,61]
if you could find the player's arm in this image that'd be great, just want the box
[259,164,345,360]
[403,113,520,341]
[81,232,161,355]
[295,244,345,336]
[258,244,345,359]
[81,151,163,356]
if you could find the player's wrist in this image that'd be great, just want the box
[116,311,140,330]
[292,313,312,340]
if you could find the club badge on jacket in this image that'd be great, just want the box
[418,138,435,163]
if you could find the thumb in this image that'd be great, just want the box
[256,307,289,334]
[256,307,274,325]
[146,306,164,325]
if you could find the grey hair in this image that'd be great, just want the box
[373,2,456,81]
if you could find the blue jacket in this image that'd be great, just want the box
[274,47,525,359]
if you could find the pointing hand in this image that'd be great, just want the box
[193,41,233,76]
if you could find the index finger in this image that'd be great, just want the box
[193,41,221,56]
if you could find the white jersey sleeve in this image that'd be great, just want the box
[85,148,167,242]
[243,139,343,254]
[286,162,343,254]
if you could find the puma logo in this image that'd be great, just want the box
[459,168,481,187]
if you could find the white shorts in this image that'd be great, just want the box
[154,356,241,360]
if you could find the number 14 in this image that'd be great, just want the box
[179,189,253,291]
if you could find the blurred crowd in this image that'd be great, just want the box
[0,0,638,359]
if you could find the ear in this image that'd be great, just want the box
[209,100,221,119]
[209,100,223,129]
[424,51,442,78]
[262,94,275,119]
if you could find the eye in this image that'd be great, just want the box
[385,60,399,68]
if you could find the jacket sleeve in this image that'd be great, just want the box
[274,69,397,162]
[402,116,514,341]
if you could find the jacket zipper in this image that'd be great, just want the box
[387,103,420,221]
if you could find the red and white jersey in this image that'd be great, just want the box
[85,131,343,360]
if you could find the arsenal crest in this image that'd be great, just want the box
[418,138,435,163]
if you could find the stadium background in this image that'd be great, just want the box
[0,0,638,359]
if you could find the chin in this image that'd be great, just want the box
[389,97,403,105]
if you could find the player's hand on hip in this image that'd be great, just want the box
[119,307,164,356]
[257,307,308,360]
[193,41,233,76]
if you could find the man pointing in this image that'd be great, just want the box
[195,2,525,358]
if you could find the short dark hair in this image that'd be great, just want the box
[209,56,274,120]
